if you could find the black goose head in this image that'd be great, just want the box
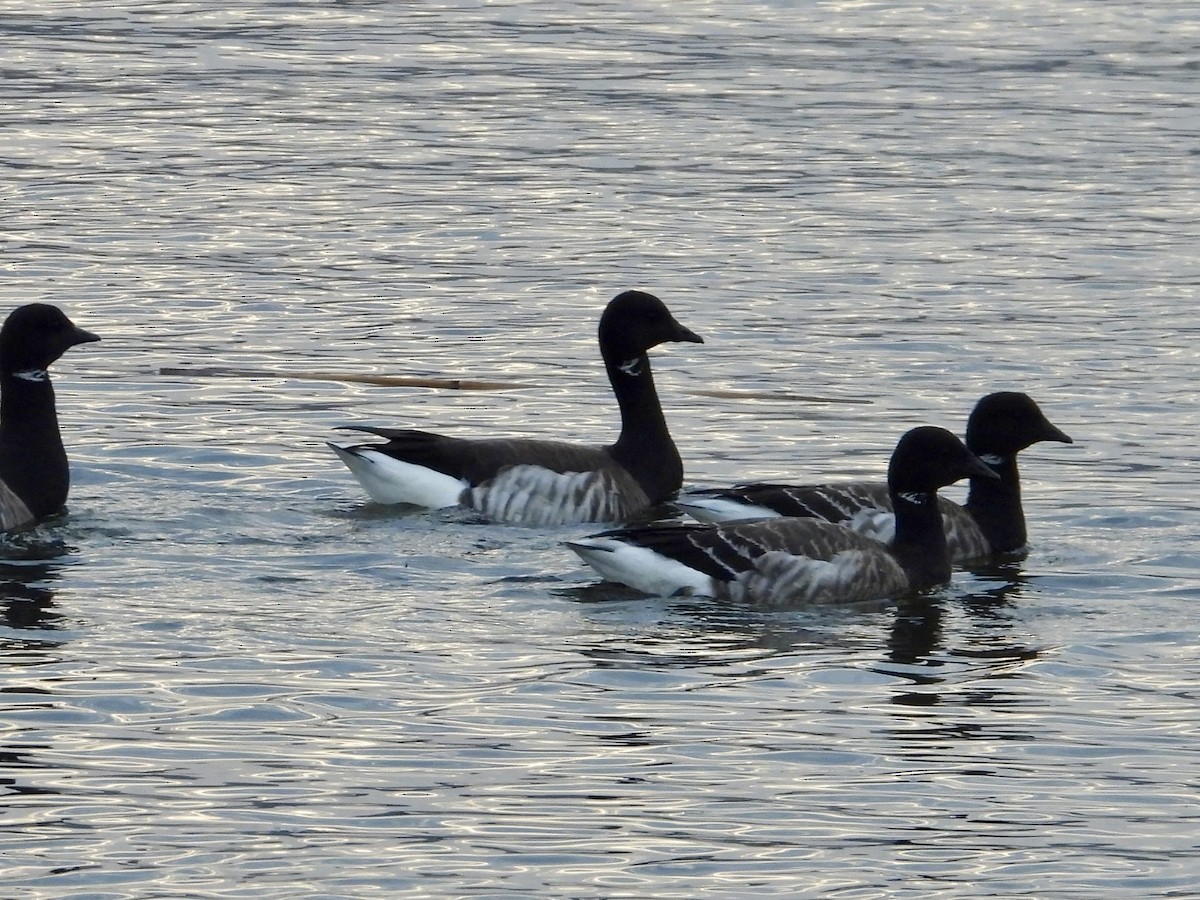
[888,425,999,499]
[598,290,703,368]
[965,392,1073,458]
[0,304,100,376]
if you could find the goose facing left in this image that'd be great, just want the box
[329,290,703,526]
[0,304,101,532]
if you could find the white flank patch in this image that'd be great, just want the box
[0,479,35,532]
[566,537,715,597]
[846,508,897,544]
[675,497,781,524]
[327,443,466,507]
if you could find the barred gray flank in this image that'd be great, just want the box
[469,463,651,527]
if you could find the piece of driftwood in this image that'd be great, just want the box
[158,366,525,391]
[159,367,870,404]
[687,388,871,403]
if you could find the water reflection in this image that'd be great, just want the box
[0,745,56,800]
[958,558,1033,612]
[876,560,1049,750]
[0,547,64,803]
[0,537,70,632]
[557,563,1051,686]
[3,0,1196,892]
[886,597,944,669]
[560,561,1041,675]
[558,581,892,668]
[876,559,1048,724]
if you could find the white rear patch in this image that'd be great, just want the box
[328,443,467,507]
[676,497,781,524]
[566,537,715,597]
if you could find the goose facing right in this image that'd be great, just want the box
[329,290,703,526]
[677,392,1072,562]
[567,426,998,607]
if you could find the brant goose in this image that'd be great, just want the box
[329,290,703,526]
[566,426,997,606]
[0,304,100,532]
[677,392,1072,563]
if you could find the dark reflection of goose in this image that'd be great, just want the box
[883,559,1034,667]
[555,581,892,669]
[879,560,1046,736]
[554,556,1042,677]
[884,596,945,670]
[957,557,1033,612]
[0,745,58,800]
[946,560,1042,674]
[0,539,69,631]
[0,539,72,808]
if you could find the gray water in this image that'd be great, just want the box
[3,2,1199,897]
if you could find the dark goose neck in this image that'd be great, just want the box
[602,349,682,503]
[0,371,69,514]
[889,489,953,591]
[964,453,1026,552]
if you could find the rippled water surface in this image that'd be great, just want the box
[3,2,1199,896]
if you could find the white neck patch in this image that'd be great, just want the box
[898,491,930,506]
[12,368,48,383]
[978,453,1005,467]
[619,357,644,377]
